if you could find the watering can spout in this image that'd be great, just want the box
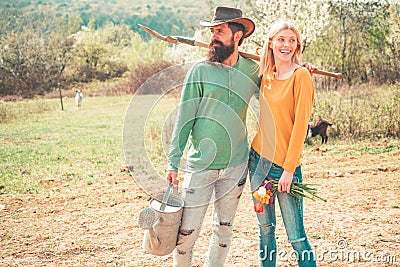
[138,207,161,250]
[146,224,161,250]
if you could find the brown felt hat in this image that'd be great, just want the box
[200,6,255,38]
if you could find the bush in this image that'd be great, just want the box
[128,60,176,94]
[311,83,400,141]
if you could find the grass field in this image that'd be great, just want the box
[0,94,399,266]
[0,96,128,194]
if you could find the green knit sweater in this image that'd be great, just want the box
[168,56,260,171]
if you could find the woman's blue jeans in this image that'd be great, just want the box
[249,148,316,267]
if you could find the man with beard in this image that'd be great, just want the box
[165,6,260,267]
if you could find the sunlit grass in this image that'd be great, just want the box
[0,96,130,194]
[1,83,399,194]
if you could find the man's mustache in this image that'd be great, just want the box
[210,40,224,47]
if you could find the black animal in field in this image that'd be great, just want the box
[307,118,333,144]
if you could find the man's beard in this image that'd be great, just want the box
[207,39,235,63]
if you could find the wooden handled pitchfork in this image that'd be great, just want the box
[139,24,343,80]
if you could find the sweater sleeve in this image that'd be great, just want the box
[167,66,202,171]
[283,68,315,172]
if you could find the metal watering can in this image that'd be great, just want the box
[138,183,184,256]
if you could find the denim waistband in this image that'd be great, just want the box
[249,147,302,184]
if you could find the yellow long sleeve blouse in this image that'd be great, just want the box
[251,67,314,172]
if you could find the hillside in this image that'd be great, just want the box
[1,0,249,38]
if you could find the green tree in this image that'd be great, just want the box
[126,33,167,71]
[127,10,190,41]
[328,0,395,85]
[0,7,75,97]
[247,0,330,52]
[66,13,83,35]
[385,3,400,83]
[70,23,135,82]
[88,17,96,30]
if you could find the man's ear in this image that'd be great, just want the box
[234,31,244,43]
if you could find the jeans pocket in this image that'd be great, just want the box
[267,163,283,179]
[249,147,257,160]
[248,149,259,176]
[249,149,269,191]
[293,174,302,183]
[293,166,303,183]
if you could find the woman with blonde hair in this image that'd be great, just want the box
[249,20,317,266]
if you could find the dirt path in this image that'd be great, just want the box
[1,150,399,266]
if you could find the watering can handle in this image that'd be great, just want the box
[160,182,173,211]
[173,185,178,195]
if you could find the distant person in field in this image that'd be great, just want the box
[75,90,83,108]
[166,6,261,266]
[249,21,317,266]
